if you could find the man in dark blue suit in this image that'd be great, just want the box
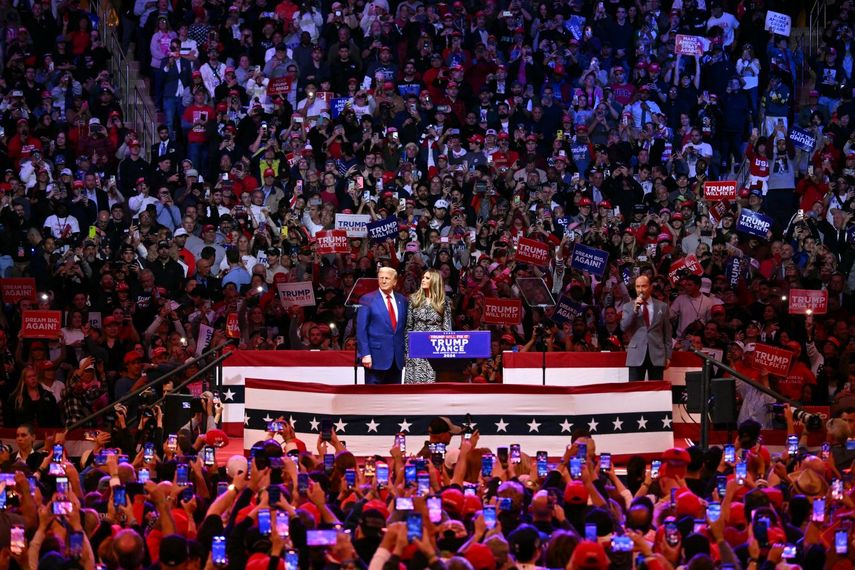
[356,267,408,384]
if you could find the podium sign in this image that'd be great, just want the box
[408,331,492,359]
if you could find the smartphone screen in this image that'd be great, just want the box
[323,454,334,473]
[52,444,63,463]
[276,511,289,538]
[213,536,227,566]
[113,486,126,508]
[144,442,155,463]
[787,434,799,456]
[10,526,24,556]
[427,496,442,523]
[167,434,178,452]
[396,497,414,511]
[298,473,309,494]
[735,462,747,485]
[812,498,826,522]
[216,481,228,496]
[258,508,272,535]
[600,453,611,472]
[651,460,661,479]
[56,477,69,495]
[724,444,735,464]
[69,531,84,559]
[405,465,417,486]
[376,463,389,486]
[285,551,299,570]
[537,459,548,478]
[176,464,189,486]
[417,473,430,495]
[483,505,497,529]
[585,523,597,542]
[837,530,849,554]
[306,530,338,546]
[716,475,727,496]
[407,513,423,541]
[203,446,215,467]
[481,455,493,477]
[570,458,582,480]
[665,522,680,546]
[509,444,521,464]
[345,469,356,489]
[395,433,406,453]
[707,502,721,522]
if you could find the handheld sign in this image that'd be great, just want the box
[483,298,523,325]
[226,313,241,338]
[515,237,550,266]
[789,126,816,152]
[675,34,706,56]
[751,343,794,377]
[367,216,399,244]
[703,181,737,202]
[407,331,491,359]
[668,255,704,285]
[267,77,293,95]
[570,244,609,277]
[765,10,791,36]
[21,310,62,338]
[316,230,350,254]
[277,281,316,307]
[0,278,36,303]
[788,289,828,315]
[335,213,370,237]
[736,210,773,239]
[551,295,587,325]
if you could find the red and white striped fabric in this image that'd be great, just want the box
[221,351,704,442]
[243,379,675,460]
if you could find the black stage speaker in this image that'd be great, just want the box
[162,393,196,435]
[685,373,737,424]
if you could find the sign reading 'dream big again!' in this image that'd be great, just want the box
[408,331,492,359]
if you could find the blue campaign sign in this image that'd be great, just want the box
[570,244,609,277]
[367,216,399,243]
[408,331,492,359]
[789,126,816,152]
[565,15,586,40]
[551,295,587,325]
[847,225,855,243]
[330,97,350,119]
[397,84,422,97]
[726,256,746,288]
[736,210,773,239]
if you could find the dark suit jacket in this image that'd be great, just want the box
[356,289,408,371]
[162,58,192,100]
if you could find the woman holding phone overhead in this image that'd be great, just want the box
[404,269,452,384]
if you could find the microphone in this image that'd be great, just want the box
[634,296,644,312]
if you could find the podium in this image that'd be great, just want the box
[408,331,492,382]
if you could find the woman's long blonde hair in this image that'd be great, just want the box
[411,268,446,316]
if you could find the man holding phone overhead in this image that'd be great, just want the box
[356,267,408,384]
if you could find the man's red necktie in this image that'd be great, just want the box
[386,294,397,329]
[643,303,650,327]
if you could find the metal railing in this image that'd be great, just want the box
[91,0,159,161]
[808,0,828,56]
[688,347,793,450]
[47,342,234,445]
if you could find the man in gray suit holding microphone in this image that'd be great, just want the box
[621,275,672,381]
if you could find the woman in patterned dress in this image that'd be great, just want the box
[404,269,452,384]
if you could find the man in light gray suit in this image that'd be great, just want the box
[621,275,672,381]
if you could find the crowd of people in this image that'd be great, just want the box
[0,0,853,565]
[6,406,855,570]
